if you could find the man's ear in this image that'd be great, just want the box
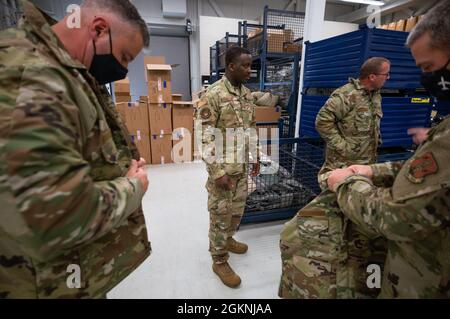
[89,17,109,40]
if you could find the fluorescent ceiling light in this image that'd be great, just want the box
[341,0,385,6]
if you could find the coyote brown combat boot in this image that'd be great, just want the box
[227,237,248,254]
[212,262,241,288]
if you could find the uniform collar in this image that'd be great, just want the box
[349,77,380,95]
[222,75,246,98]
[20,0,86,70]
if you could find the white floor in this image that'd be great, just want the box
[108,162,285,299]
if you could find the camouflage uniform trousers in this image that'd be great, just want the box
[207,173,248,264]
[279,191,386,298]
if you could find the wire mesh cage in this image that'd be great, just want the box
[242,136,414,223]
[209,44,217,73]
[265,7,305,54]
[244,138,323,223]
[0,0,22,31]
[265,57,298,109]
[217,33,242,70]
[242,7,305,57]
[242,22,264,57]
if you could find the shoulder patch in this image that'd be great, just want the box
[406,151,438,184]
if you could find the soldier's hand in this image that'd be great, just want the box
[215,175,234,191]
[137,157,147,168]
[407,127,430,145]
[251,162,260,177]
[327,168,354,192]
[348,165,373,178]
[127,160,149,193]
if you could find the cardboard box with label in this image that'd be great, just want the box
[148,103,172,135]
[150,134,173,164]
[130,132,151,164]
[254,106,281,123]
[147,64,172,103]
[116,102,150,133]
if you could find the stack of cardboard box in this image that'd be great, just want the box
[247,28,297,53]
[114,57,197,165]
[115,101,152,163]
[114,77,131,102]
[379,15,422,32]
[145,58,174,164]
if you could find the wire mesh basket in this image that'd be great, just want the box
[242,7,305,57]
[245,138,324,219]
[217,33,242,69]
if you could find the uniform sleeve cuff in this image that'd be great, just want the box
[127,177,146,205]
[333,174,373,192]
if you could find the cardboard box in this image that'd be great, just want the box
[405,16,418,32]
[144,56,166,65]
[172,101,194,134]
[247,29,294,53]
[172,94,183,102]
[267,29,294,53]
[116,102,150,133]
[248,28,262,38]
[144,56,166,82]
[283,42,302,53]
[114,77,130,94]
[147,64,172,103]
[255,106,281,123]
[115,95,131,103]
[172,128,193,163]
[150,134,173,164]
[130,131,151,164]
[395,19,406,31]
[148,103,172,135]
[388,22,397,30]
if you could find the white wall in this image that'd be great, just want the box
[320,21,359,41]
[199,15,257,76]
[200,0,355,21]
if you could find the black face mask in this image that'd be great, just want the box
[89,32,128,85]
[420,58,450,101]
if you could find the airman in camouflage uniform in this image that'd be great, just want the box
[195,47,259,288]
[279,58,391,299]
[0,1,151,298]
[316,76,383,189]
[328,1,450,298]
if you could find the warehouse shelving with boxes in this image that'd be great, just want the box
[240,6,308,223]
